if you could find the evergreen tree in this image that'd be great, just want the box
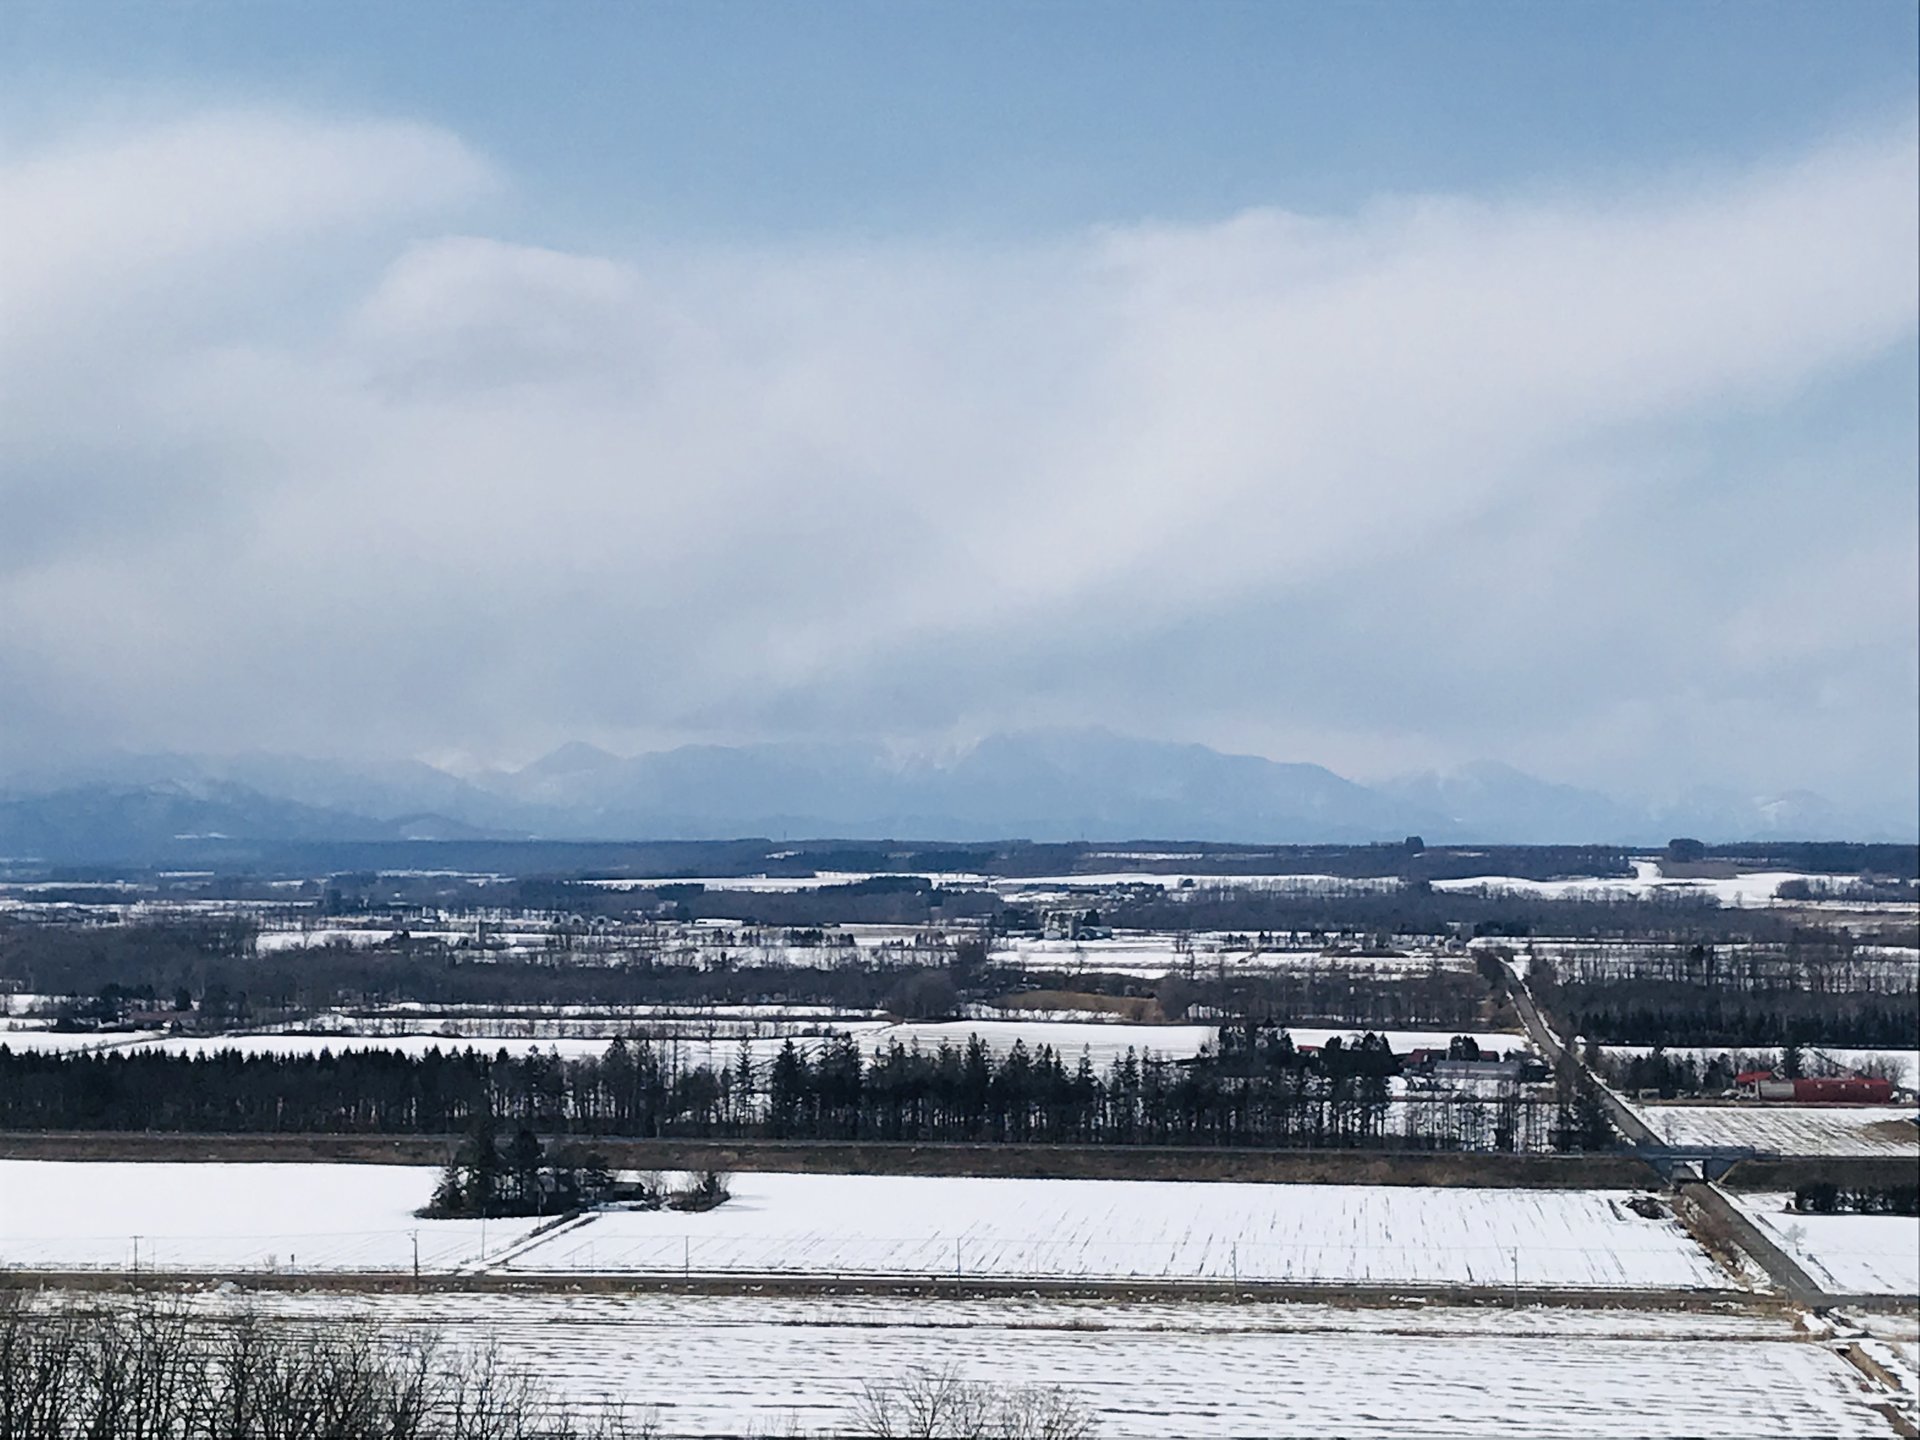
[767,1040,808,1139]
[458,1111,503,1216]
[427,1160,464,1216]
[507,1125,546,1213]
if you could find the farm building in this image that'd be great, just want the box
[1735,1071,1894,1103]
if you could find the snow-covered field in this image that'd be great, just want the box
[859,1018,1217,1063]
[856,1019,1525,1069]
[1637,1105,1919,1156]
[0,1164,1722,1291]
[581,872,993,893]
[498,1173,1724,1291]
[1732,1194,1920,1296]
[132,1032,669,1061]
[256,927,554,954]
[995,872,1404,898]
[0,1027,168,1053]
[1,993,65,1016]
[1433,861,1839,907]
[106,1289,1904,1439]
[0,1161,545,1274]
[996,933,1473,977]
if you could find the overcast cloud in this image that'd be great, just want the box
[0,109,1914,821]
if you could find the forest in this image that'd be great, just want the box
[1529,944,1918,1047]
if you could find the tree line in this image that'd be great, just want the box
[1791,1182,1919,1217]
[4,916,1497,1036]
[1591,1042,1912,1098]
[1530,945,1918,1048]
[1537,985,1916,1049]
[0,1028,1606,1154]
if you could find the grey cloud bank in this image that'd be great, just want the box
[0,109,1915,837]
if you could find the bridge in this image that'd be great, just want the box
[1634,1144,1765,1183]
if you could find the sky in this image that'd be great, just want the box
[1,2,1916,826]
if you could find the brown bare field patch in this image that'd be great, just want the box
[986,990,1162,1020]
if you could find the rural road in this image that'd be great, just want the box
[1500,959,1836,1309]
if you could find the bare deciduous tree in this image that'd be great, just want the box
[0,1293,656,1440]
[850,1366,1096,1440]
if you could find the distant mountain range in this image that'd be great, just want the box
[0,730,1907,862]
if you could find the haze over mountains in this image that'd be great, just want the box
[0,730,1904,863]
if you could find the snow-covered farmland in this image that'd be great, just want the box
[996,932,1474,977]
[1433,861,1838,908]
[993,872,1403,898]
[501,1173,1724,1291]
[0,1161,545,1274]
[0,1164,1724,1291]
[859,1018,1217,1064]
[256,926,554,954]
[255,927,405,953]
[863,1020,1528,1067]
[1732,1194,1920,1296]
[1637,1104,1920,1156]
[0,1027,168,1053]
[135,1289,1902,1439]
[582,872,995,893]
[132,1032,653,1062]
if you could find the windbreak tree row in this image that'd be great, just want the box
[0,1029,1610,1153]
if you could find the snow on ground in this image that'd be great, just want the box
[996,933,1472,977]
[131,1289,1897,1439]
[1433,861,1835,907]
[0,1028,168,1053]
[502,1173,1724,1290]
[0,1165,1721,1291]
[993,872,1403,897]
[256,927,555,953]
[0,1161,543,1274]
[0,993,66,1016]
[1729,1194,1920,1296]
[100,1028,882,1067]
[580,873,992,893]
[1637,1105,1920,1156]
[129,1033,651,1061]
[749,1018,1525,1067]
[576,870,1414,897]
[859,1018,1218,1063]
[1274,1025,1528,1055]
[298,1010,876,1041]
[256,927,402,952]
